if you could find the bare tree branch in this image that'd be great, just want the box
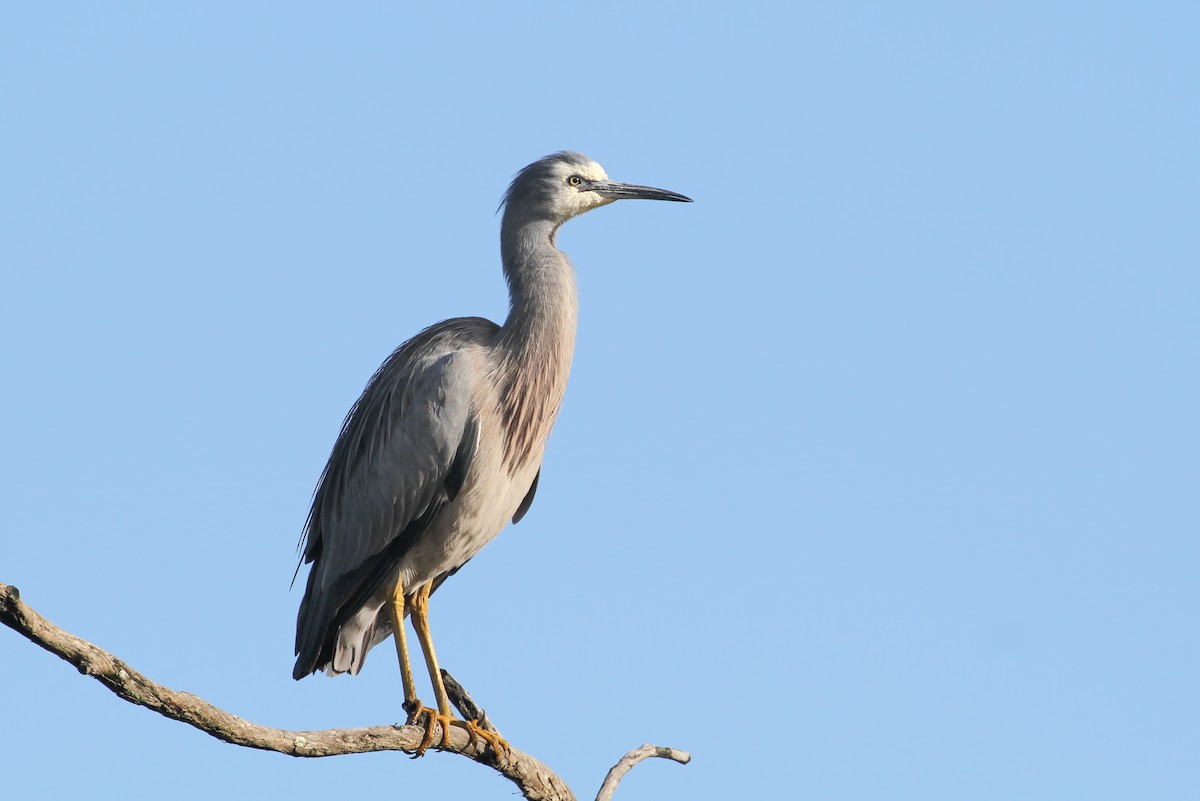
[2,582,688,801]
[595,743,692,801]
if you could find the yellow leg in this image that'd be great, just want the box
[387,578,419,712]
[409,582,453,717]
[388,578,449,756]
[410,583,510,759]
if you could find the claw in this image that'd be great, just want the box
[405,705,452,758]
[403,698,423,726]
[464,718,509,760]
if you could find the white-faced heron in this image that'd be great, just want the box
[292,151,691,754]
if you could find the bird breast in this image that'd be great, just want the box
[398,343,570,591]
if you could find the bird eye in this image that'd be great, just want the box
[568,175,582,187]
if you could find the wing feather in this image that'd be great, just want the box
[512,469,539,524]
[293,317,498,678]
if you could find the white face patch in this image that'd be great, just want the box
[576,161,609,183]
[552,158,614,220]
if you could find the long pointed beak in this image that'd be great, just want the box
[588,180,693,203]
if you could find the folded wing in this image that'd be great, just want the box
[293,318,498,678]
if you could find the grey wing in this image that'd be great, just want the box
[293,318,497,679]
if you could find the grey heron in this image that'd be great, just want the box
[292,151,691,755]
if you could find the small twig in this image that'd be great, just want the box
[595,744,692,801]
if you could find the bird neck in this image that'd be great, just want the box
[498,216,579,354]
[494,215,579,470]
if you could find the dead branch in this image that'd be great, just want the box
[597,744,692,801]
[0,582,687,801]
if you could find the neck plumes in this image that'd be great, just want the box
[495,213,579,472]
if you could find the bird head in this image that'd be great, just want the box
[500,151,692,225]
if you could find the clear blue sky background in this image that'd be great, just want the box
[3,3,1196,799]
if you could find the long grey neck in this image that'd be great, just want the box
[494,213,579,470]
[497,215,579,359]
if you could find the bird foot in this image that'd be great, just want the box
[404,703,453,757]
[462,718,509,760]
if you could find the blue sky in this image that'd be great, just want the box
[2,3,1197,799]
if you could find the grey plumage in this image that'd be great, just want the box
[293,152,690,684]
[294,319,495,677]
